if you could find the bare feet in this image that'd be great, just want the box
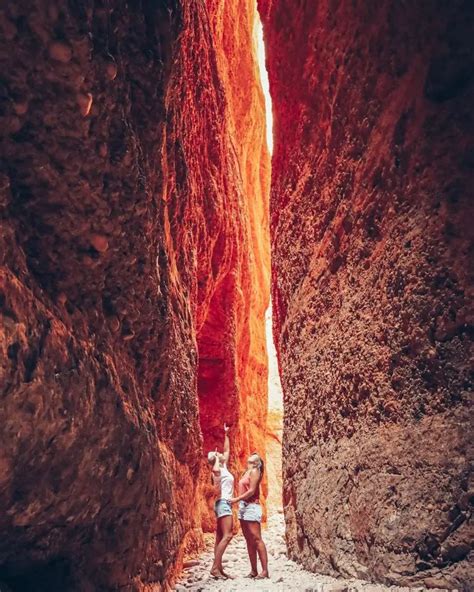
[210,569,226,579]
[256,571,270,579]
[245,572,258,578]
[220,570,234,579]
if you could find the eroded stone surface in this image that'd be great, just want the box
[197,0,271,531]
[259,0,473,588]
[0,0,269,589]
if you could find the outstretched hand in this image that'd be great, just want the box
[224,423,230,433]
[229,497,238,504]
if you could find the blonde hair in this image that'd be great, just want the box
[207,451,217,465]
[248,452,264,477]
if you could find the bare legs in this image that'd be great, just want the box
[214,519,222,564]
[211,515,233,578]
[240,520,258,576]
[240,520,269,578]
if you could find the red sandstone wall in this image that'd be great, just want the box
[266,408,283,513]
[0,0,268,589]
[198,0,271,529]
[260,0,473,589]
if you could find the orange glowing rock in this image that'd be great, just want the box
[105,61,118,81]
[197,0,271,530]
[77,92,93,117]
[89,233,108,253]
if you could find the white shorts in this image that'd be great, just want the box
[238,501,262,522]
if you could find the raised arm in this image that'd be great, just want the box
[223,423,230,463]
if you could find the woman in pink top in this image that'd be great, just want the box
[230,452,269,578]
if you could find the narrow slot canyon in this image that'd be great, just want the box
[0,1,472,592]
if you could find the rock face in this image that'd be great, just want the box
[265,305,284,515]
[260,0,473,589]
[198,0,271,530]
[0,0,268,589]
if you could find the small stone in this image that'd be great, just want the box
[48,41,72,63]
[13,101,29,115]
[77,92,93,117]
[323,584,349,592]
[90,233,108,252]
[422,576,452,589]
[109,316,120,332]
[106,60,118,80]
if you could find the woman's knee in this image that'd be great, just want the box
[251,534,262,545]
[222,532,233,543]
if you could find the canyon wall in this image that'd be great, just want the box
[0,0,268,590]
[265,305,283,514]
[199,0,271,529]
[260,0,473,589]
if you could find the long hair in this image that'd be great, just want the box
[249,452,264,483]
[208,451,219,485]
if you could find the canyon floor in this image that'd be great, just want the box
[174,512,436,592]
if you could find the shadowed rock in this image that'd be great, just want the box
[259,0,473,588]
[0,0,269,589]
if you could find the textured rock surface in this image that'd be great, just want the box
[0,0,268,589]
[198,0,271,531]
[265,305,283,515]
[265,407,283,516]
[260,0,473,589]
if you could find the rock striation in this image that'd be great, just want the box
[259,0,473,589]
[3,0,472,589]
[198,0,271,530]
[0,0,269,589]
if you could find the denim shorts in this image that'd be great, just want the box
[238,501,262,522]
[214,499,232,518]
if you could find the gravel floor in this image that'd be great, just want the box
[173,512,432,592]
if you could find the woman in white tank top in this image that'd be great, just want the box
[207,423,234,579]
